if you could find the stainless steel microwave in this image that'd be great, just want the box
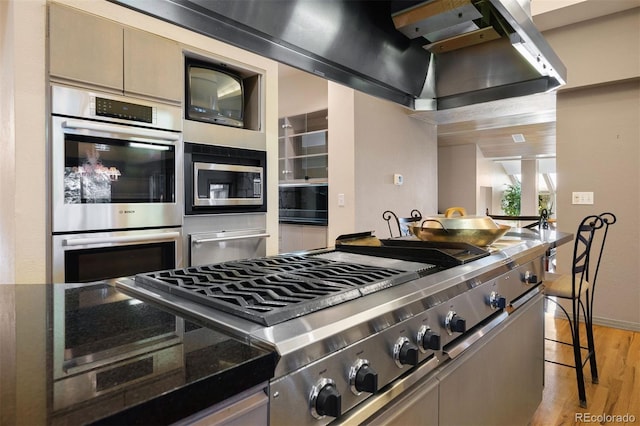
[185,142,266,214]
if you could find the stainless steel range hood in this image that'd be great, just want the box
[110,0,566,111]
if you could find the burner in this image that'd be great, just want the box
[135,255,417,326]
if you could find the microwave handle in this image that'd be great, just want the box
[62,119,180,142]
[64,232,180,247]
[193,232,270,245]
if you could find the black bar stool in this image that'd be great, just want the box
[382,210,422,237]
[542,212,616,408]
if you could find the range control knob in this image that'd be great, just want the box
[393,337,419,368]
[445,311,466,335]
[417,325,441,352]
[523,270,538,284]
[349,359,378,395]
[489,291,507,310]
[310,378,341,419]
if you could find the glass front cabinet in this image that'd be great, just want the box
[278,109,328,183]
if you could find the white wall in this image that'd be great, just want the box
[327,83,357,244]
[0,0,48,284]
[353,90,438,239]
[438,144,478,214]
[546,8,640,330]
[278,64,328,117]
[556,81,640,329]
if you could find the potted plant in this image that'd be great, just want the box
[501,183,521,216]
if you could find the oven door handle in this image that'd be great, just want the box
[62,119,180,142]
[193,232,270,245]
[443,311,509,360]
[64,232,181,247]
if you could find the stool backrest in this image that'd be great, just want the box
[590,212,617,298]
[571,214,605,298]
[383,210,422,237]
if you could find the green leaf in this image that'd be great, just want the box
[501,183,521,216]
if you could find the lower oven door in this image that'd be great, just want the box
[52,227,183,283]
[190,229,269,266]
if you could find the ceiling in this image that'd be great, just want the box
[410,91,557,159]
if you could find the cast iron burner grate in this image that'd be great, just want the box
[135,255,418,326]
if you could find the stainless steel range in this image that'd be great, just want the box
[117,232,548,425]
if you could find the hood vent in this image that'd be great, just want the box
[392,0,506,53]
[390,0,566,109]
[110,0,566,111]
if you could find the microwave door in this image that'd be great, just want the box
[192,162,263,207]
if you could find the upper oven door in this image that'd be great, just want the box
[52,116,183,233]
[193,162,263,207]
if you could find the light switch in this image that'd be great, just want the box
[338,193,345,207]
[572,192,594,205]
[393,174,403,185]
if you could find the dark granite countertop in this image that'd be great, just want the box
[0,282,277,425]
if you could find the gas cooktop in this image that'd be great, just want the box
[135,255,427,326]
[133,235,494,327]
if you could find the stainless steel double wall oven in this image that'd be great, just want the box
[51,84,183,283]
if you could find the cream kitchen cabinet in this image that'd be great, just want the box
[278,224,328,254]
[49,3,181,103]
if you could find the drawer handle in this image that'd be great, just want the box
[193,233,270,245]
[64,232,180,246]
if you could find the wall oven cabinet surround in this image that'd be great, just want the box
[49,3,182,103]
[278,109,328,183]
[185,142,266,214]
[51,84,183,234]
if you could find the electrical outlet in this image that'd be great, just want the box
[572,192,594,205]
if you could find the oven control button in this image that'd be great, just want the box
[310,378,341,419]
[393,337,419,367]
[417,325,441,352]
[445,311,466,335]
[523,270,538,284]
[349,359,378,395]
[489,291,507,310]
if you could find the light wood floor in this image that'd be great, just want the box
[530,311,640,425]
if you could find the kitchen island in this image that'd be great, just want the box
[1,229,571,425]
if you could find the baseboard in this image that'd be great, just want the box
[592,316,640,332]
[548,309,640,332]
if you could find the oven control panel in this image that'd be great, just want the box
[95,97,154,123]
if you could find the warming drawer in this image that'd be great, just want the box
[189,229,268,266]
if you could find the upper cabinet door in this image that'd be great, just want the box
[49,4,123,91]
[124,28,182,103]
